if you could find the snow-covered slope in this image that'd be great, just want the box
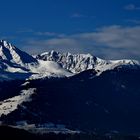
[0,40,37,73]
[0,40,37,65]
[0,40,139,81]
[36,50,140,73]
[28,60,73,79]
[0,40,72,81]
[0,87,36,116]
[36,51,100,73]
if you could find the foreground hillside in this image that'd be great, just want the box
[0,125,139,140]
[0,67,140,135]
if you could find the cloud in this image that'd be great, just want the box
[71,13,95,19]
[22,38,85,54]
[71,13,87,18]
[17,29,65,38]
[125,19,140,24]
[0,35,17,41]
[79,26,140,58]
[124,4,140,10]
[35,32,66,37]
[35,32,58,36]
[77,25,140,48]
[21,25,140,60]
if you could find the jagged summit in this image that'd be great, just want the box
[0,40,72,80]
[0,40,139,81]
[0,40,12,49]
[36,50,102,73]
[36,50,140,73]
[0,43,140,135]
[0,40,37,65]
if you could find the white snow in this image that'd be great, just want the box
[0,88,36,116]
[28,60,73,80]
[21,81,30,86]
[5,65,27,73]
[0,40,73,80]
[0,40,37,65]
[37,50,140,74]
[0,40,22,65]
[95,59,140,74]
[0,40,140,81]
[13,122,80,134]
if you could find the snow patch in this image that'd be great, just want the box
[0,40,140,81]
[12,122,80,134]
[0,88,36,116]
[37,51,140,74]
[28,60,73,80]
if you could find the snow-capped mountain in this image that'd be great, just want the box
[1,40,140,135]
[1,67,140,134]
[36,50,140,73]
[0,40,139,81]
[0,40,37,65]
[0,40,37,73]
[0,40,72,80]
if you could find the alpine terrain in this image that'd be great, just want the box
[0,40,140,139]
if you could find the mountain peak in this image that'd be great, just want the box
[0,40,139,81]
[0,39,8,45]
[36,51,105,73]
[0,40,72,81]
[0,40,37,65]
[36,50,140,73]
[0,40,14,50]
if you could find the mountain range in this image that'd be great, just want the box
[0,40,140,136]
[0,39,139,81]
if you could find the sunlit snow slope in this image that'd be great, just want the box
[0,40,139,81]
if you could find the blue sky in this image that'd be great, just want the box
[0,0,140,60]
